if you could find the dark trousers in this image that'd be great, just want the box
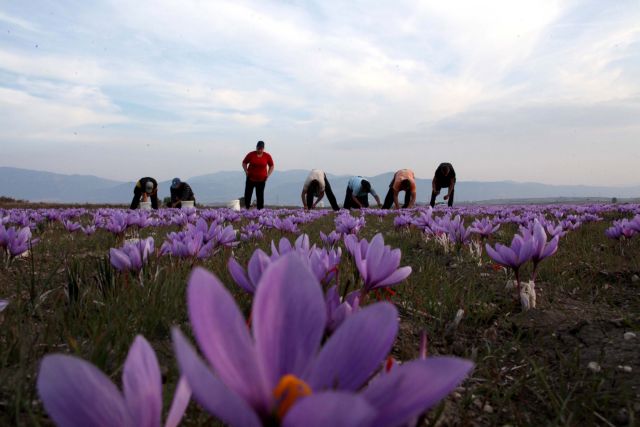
[130,189,158,209]
[307,174,340,211]
[382,184,411,209]
[244,178,266,209]
[430,186,454,207]
[343,187,369,209]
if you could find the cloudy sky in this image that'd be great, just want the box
[1,0,639,185]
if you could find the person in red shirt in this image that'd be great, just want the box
[242,140,274,209]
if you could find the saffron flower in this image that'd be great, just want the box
[319,230,341,248]
[335,213,365,235]
[350,233,412,296]
[469,217,500,239]
[37,335,190,427]
[173,254,472,427]
[227,249,272,294]
[485,233,534,286]
[110,237,154,273]
[0,224,38,259]
[529,220,559,280]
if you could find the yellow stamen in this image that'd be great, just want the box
[273,374,312,420]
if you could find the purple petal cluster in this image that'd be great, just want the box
[38,335,190,427]
[0,224,38,258]
[110,237,155,273]
[174,254,473,426]
[335,213,365,235]
[347,233,412,295]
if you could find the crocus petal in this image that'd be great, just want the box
[227,257,255,294]
[484,244,505,266]
[372,266,412,289]
[187,267,267,411]
[110,248,131,271]
[122,336,162,427]
[282,392,376,427]
[247,249,271,286]
[37,355,132,427]
[172,329,261,427]
[252,253,326,392]
[540,236,559,260]
[164,376,191,427]
[307,303,398,391]
[363,357,474,427]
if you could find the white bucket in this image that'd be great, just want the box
[317,201,325,208]
[227,199,241,211]
[181,200,195,209]
[139,201,152,210]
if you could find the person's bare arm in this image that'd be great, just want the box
[301,190,307,209]
[409,191,417,208]
[352,194,363,208]
[267,163,274,179]
[242,161,249,176]
[374,194,382,208]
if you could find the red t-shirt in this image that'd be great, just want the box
[243,151,274,182]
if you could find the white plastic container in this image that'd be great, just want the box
[227,199,241,211]
[181,200,195,209]
[139,201,152,210]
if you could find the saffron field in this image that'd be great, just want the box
[0,204,639,426]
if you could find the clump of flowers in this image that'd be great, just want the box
[174,254,473,426]
[110,237,155,274]
[485,220,558,310]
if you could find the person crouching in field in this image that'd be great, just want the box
[430,163,456,207]
[382,168,417,209]
[343,176,381,209]
[168,178,195,208]
[242,140,274,210]
[130,177,159,210]
[301,169,340,211]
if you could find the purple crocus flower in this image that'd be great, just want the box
[485,233,534,287]
[325,285,359,333]
[172,254,472,427]
[227,249,272,295]
[61,219,82,233]
[335,213,365,235]
[241,222,264,241]
[529,220,559,280]
[0,299,8,312]
[319,230,341,248]
[469,217,500,239]
[0,225,38,258]
[37,335,190,427]
[110,237,154,273]
[351,233,412,296]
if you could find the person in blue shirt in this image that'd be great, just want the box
[343,176,381,209]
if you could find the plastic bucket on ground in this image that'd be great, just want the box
[181,200,195,209]
[227,199,241,211]
[139,201,152,210]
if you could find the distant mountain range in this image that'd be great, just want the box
[0,166,638,205]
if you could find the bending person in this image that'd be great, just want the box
[301,169,340,211]
[242,140,274,210]
[430,162,456,207]
[130,177,158,210]
[168,177,195,208]
[382,168,417,209]
[343,176,381,209]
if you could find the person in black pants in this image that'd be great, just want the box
[168,178,195,208]
[301,169,340,211]
[429,163,456,207]
[343,177,381,209]
[130,177,159,209]
[242,141,274,209]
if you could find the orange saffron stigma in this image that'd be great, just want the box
[273,374,312,420]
